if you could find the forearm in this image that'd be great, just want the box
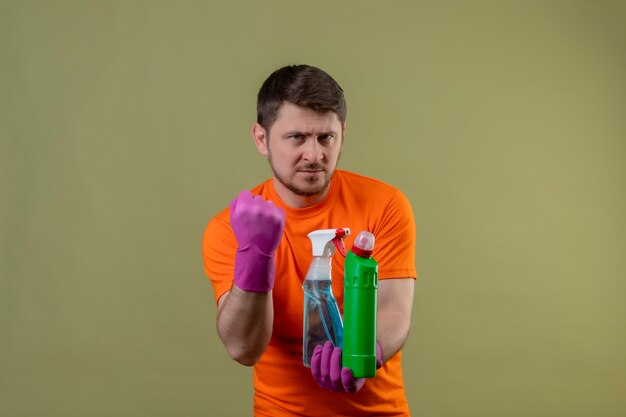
[376,309,411,363]
[217,285,273,366]
[376,278,414,364]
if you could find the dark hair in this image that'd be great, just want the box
[256,65,347,131]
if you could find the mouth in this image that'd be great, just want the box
[297,167,324,174]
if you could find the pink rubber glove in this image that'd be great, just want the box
[310,341,384,393]
[229,190,285,292]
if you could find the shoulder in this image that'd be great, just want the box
[336,170,410,205]
[203,207,232,250]
[334,172,417,278]
[337,170,394,188]
[337,170,401,192]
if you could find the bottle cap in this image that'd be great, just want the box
[352,231,375,258]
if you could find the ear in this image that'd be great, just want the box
[252,123,269,156]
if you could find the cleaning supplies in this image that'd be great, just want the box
[302,228,350,367]
[342,231,378,378]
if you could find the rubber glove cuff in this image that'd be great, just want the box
[233,246,275,293]
[376,341,384,369]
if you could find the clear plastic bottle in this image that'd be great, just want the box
[302,228,350,367]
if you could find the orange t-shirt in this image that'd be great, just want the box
[202,170,417,416]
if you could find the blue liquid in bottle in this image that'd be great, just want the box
[303,278,343,367]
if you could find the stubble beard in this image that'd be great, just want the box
[268,151,341,197]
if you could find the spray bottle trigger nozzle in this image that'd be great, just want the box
[332,228,350,257]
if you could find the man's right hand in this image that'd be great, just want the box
[230,190,285,292]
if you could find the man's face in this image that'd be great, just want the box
[254,102,344,203]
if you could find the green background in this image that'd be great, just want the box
[1,1,625,416]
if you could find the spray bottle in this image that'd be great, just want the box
[302,228,350,367]
[342,231,378,378]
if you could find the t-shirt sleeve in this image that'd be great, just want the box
[372,189,417,280]
[202,211,237,304]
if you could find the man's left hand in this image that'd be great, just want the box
[310,340,383,393]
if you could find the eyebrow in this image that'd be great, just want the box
[284,130,338,137]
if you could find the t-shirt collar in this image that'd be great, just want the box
[268,171,342,219]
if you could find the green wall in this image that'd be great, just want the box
[1,1,625,416]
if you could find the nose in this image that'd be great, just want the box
[302,140,323,163]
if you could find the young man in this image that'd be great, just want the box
[203,65,417,416]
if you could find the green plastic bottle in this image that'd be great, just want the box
[342,231,378,378]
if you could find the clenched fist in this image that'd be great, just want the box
[230,190,285,292]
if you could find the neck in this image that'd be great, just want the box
[272,177,331,209]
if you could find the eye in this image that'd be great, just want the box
[288,134,304,141]
[318,134,334,143]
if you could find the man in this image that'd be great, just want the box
[203,64,416,416]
